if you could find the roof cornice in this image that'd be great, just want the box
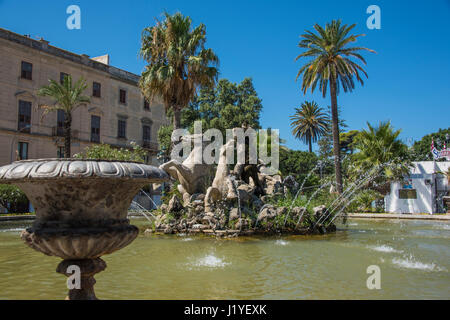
[0,27,140,86]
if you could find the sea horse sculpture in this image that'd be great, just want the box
[160,133,214,204]
[204,139,237,211]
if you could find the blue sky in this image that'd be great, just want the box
[1,0,449,151]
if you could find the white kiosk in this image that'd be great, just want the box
[384,161,449,214]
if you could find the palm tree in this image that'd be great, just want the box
[37,75,90,158]
[295,20,375,194]
[351,121,411,195]
[290,101,329,152]
[139,12,219,130]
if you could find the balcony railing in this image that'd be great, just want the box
[18,123,31,133]
[91,133,100,143]
[52,126,64,137]
[52,127,79,140]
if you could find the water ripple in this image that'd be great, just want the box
[0,228,24,233]
[392,255,447,272]
[368,244,402,253]
[275,240,289,246]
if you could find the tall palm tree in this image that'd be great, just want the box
[37,75,90,158]
[295,20,375,193]
[351,121,411,195]
[139,12,219,130]
[290,101,329,152]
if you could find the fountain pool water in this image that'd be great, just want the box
[0,218,449,299]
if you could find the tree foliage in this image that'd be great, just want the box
[139,12,219,129]
[0,185,28,213]
[345,189,383,213]
[317,106,348,159]
[182,78,263,133]
[340,130,360,154]
[295,20,375,96]
[157,124,174,158]
[295,19,375,194]
[351,121,411,194]
[411,128,450,161]
[279,148,320,190]
[37,75,90,158]
[157,77,263,153]
[290,101,329,152]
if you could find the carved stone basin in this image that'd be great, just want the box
[0,158,169,299]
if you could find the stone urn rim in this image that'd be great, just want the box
[9,157,148,164]
[0,158,169,183]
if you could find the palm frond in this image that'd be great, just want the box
[290,101,329,148]
[295,19,374,97]
[37,75,90,114]
[139,12,219,120]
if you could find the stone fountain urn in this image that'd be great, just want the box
[0,159,169,300]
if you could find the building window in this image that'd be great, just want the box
[57,147,65,158]
[143,125,151,141]
[60,72,69,84]
[118,119,126,138]
[21,61,32,80]
[93,82,101,98]
[18,100,31,133]
[91,115,101,143]
[18,142,28,160]
[56,109,65,136]
[119,89,127,104]
[144,99,150,110]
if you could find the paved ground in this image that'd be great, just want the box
[348,213,450,221]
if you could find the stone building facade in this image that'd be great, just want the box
[0,27,169,167]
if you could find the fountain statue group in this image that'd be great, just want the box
[0,126,335,300]
[160,136,265,212]
[155,127,335,236]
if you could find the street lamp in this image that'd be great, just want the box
[317,160,324,180]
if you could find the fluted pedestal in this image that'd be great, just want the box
[57,258,106,300]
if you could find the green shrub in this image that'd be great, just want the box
[161,181,182,204]
[0,184,29,213]
[345,189,383,213]
[74,142,147,163]
[157,125,173,158]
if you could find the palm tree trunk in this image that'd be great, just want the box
[64,113,72,158]
[173,107,181,130]
[329,80,343,194]
[170,106,182,152]
[308,135,312,153]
